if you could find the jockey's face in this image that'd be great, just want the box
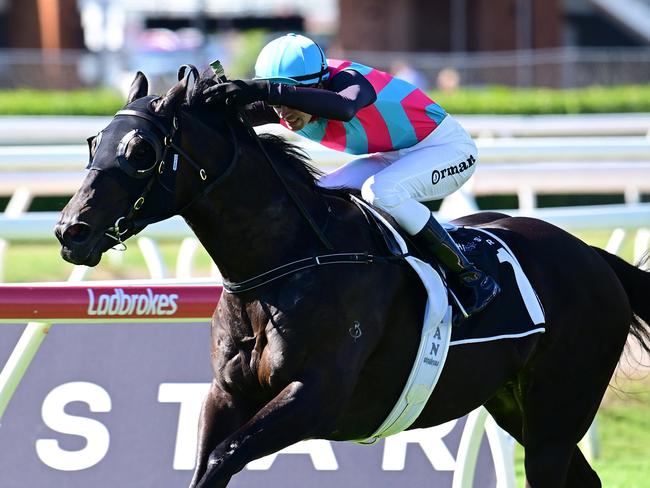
[273,105,312,131]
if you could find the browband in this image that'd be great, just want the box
[116,109,170,136]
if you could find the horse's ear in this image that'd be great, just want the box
[151,77,188,114]
[127,71,149,103]
[178,64,200,106]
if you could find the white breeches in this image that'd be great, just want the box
[318,115,478,235]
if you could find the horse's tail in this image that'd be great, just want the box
[593,247,650,355]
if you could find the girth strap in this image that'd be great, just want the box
[223,252,378,294]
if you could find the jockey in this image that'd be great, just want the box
[203,33,500,320]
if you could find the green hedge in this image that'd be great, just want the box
[0,89,124,115]
[1,84,650,115]
[431,84,650,115]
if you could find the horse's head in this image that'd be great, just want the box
[55,68,235,266]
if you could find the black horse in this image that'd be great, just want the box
[55,70,650,488]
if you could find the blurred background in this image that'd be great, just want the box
[1,0,650,90]
[0,1,648,486]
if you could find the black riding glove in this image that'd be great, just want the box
[203,79,270,106]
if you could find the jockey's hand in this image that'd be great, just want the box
[203,80,270,106]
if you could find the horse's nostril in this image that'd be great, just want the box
[61,222,92,246]
[54,225,65,246]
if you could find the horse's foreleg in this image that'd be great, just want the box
[564,447,601,487]
[195,379,338,488]
[188,382,254,488]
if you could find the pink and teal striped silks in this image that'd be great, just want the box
[293,59,446,155]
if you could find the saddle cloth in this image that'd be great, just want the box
[446,225,546,346]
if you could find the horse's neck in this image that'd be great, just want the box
[183,154,327,284]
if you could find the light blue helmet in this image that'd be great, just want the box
[254,33,329,86]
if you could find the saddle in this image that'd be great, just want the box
[352,197,546,344]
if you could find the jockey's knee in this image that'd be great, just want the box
[361,176,409,212]
[361,176,431,235]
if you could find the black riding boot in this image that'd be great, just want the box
[415,215,500,321]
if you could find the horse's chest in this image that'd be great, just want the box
[216,313,305,394]
[256,332,296,386]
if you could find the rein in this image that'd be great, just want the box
[238,111,334,250]
[223,252,374,293]
[106,105,333,252]
[223,251,407,294]
[223,195,413,293]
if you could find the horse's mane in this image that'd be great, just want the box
[191,74,354,198]
[256,133,322,187]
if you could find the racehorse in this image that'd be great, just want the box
[55,69,650,488]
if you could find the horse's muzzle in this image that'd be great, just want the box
[54,221,103,266]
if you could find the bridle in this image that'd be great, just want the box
[102,105,240,249]
[99,86,334,252]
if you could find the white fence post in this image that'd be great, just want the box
[452,407,516,488]
[605,228,626,254]
[0,239,6,282]
[68,265,91,282]
[176,237,200,279]
[0,321,51,422]
[137,237,167,279]
[4,186,32,218]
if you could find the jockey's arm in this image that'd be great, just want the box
[267,70,377,121]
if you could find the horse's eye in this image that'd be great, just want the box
[125,136,157,169]
[115,129,162,177]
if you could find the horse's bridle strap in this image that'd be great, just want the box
[222,252,408,294]
[109,107,239,235]
[116,109,170,136]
